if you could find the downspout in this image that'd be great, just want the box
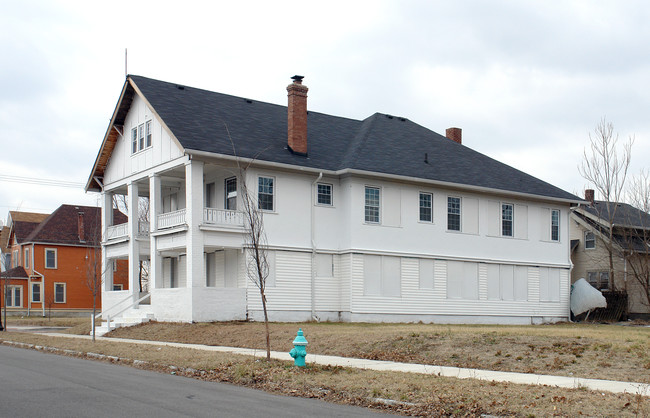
[310,172,323,321]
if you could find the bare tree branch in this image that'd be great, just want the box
[578,118,634,291]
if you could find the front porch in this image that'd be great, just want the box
[98,159,249,327]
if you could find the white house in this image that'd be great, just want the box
[85,75,581,333]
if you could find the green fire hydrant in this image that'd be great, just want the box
[289,328,308,367]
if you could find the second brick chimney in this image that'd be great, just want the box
[585,189,595,206]
[287,75,308,156]
[446,127,462,144]
[78,212,85,242]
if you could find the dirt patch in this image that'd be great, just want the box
[2,332,649,417]
[107,321,650,383]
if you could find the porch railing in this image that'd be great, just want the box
[158,209,187,229]
[106,223,128,240]
[138,221,150,238]
[106,221,150,239]
[203,208,244,227]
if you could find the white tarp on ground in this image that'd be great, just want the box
[570,278,607,316]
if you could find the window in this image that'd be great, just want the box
[24,248,30,269]
[316,253,333,277]
[31,283,41,303]
[138,123,144,150]
[145,120,152,148]
[225,177,237,210]
[54,283,66,303]
[363,255,401,297]
[45,248,57,269]
[131,127,137,153]
[317,183,332,206]
[501,203,514,236]
[131,120,153,154]
[5,285,22,307]
[447,197,461,231]
[585,231,595,249]
[12,250,18,267]
[113,284,123,291]
[551,209,560,241]
[588,271,609,291]
[419,192,432,222]
[258,176,274,211]
[364,186,380,223]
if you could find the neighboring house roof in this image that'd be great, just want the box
[573,201,650,254]
[9,211,50,224]
[0,226,9,253]
[579,201,650,229]
[87,75,580,203]
[0,266,28,279]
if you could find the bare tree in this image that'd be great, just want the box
[85,210,104,341]
[223,124,272,361]
[579,118,634,291]
[621,171,650,310]
[113,195,150,292]
[629,169,650,213]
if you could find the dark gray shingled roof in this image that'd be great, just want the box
[128,75,578,201]
[582,201,650,229]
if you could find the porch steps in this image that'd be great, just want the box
[93,305,155,337]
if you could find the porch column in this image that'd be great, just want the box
[101,191,114,292]
[185,160,204,288]
[149,174,162,290]
[127,181,139,302]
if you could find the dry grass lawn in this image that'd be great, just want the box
[2,331,649,417]
[106,321,650,383]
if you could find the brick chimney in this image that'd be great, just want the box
[446,127,462,144]
[78,212,85,242]
[585,189,595,206]
[287,75,308,156]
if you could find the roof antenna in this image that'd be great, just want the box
[125,48,128,78]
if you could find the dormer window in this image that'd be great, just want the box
[131,120,153,154]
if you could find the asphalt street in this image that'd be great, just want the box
[0,345,389,417]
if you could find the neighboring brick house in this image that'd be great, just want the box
[570,189,650,319]
[1,205,128,316]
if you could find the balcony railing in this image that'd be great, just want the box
[106,223,128,240]
[158,209,187,230]
[203,208,244,227]
[106,221,150,239]
[138,221,150,238]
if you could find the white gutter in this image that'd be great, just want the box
[310,172,323,321]
[184,148,582,205]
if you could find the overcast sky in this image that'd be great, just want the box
[1,0,649,220]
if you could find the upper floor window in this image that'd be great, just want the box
[317,183,332,206]
[45,248,57,269]
[131,120,153,154]
[501,203,514,237]
[258,176,274,211]
[145,120,152,148]
[24,248,30,269]
[585,231,595,249]
[419,192,432,222]
[225,177,237,210]
[551,209,560,241]
[364,186,380,223]
[447,196,461,231]
[12,250,18,267]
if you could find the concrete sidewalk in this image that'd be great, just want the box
[38,332,650,396]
